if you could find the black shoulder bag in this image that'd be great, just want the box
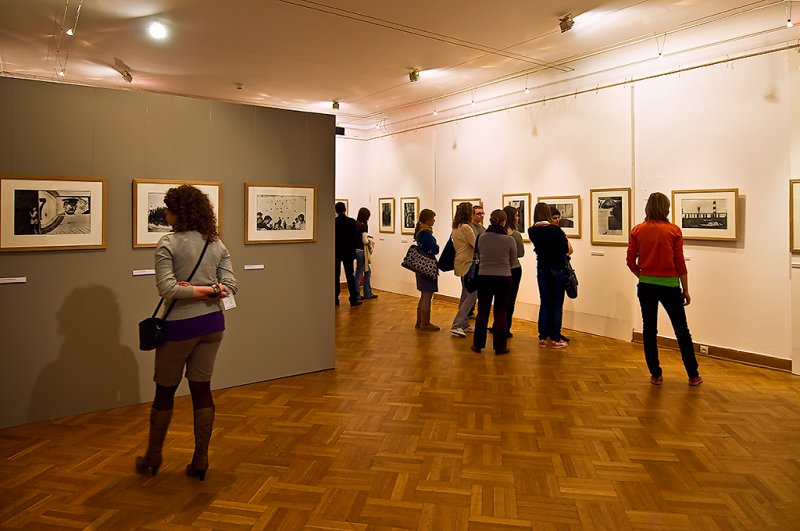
[464,234,481,293]
[139,240,210,351]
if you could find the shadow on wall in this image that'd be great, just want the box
[28,285,140,423]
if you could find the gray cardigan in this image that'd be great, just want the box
[476,231,516,277]
[155,231,238,321]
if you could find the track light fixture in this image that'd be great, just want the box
[559,13,574,33]
[332,100,340,110]
[409,69,420,82]
[114,57,133,83]
[65,1,82,36]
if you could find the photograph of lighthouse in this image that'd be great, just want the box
[671,188,739,241]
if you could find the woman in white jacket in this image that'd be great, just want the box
[449,201,477,337]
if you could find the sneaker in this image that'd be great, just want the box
[450,328,467,338]
[552,339,568,349]
[650,375,663,385]
[464,325,475,333]
[538,339,548,348]
[688,376,703,386]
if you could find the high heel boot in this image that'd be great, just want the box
[186,406,215,481]
[419,310,440,331]
[135,407,173,475]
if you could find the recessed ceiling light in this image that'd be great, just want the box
[148,21,168,40]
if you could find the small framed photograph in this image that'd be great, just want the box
[791,180,800,253]
[671,188,739,241]
[451,198,482,222]
[400,197,419,234]
[538,195,581,238]
[590,188,631,246]
[1,176,106,252]
[378,197,395,233]
[133,179,221,248]
[245,183,316,244]
[502,193,532,239]
[335,198,349,215]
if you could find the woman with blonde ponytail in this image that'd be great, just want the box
[413,209,440,331]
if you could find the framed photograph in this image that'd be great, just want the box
[245,183,316,244]
[590,188,631,246]
[792,180,800,253]
[502,193,532,239]
[133,179,221,248]
[538,195,581,238]
[671,188,739,241]
[451,198,482,222]
[400,197,419,235]
[1,176,106,252]
[335,198,349,216]
[378,197,395,233]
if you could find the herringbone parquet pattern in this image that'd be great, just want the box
[2,290,800,530]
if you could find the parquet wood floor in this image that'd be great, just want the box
[2,291,800,530]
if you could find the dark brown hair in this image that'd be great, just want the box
[452,202,473,229]
[356,207,370,229]
[163,185,218,240]
[533,202,553,223]
[645,192,670,222]
[414,208,436,240]
[489,209,507,227]
[502,205,518,231]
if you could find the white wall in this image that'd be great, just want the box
[337,49,799,363]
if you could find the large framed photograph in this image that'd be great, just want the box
[502,193,531,239]
[1,176,106,252]
[335,198,349,216]
[538,195,581,238]
[133,179,221,248]
[400,197,419,235]
[378,197,395,233]
[792,180,800,253]
[245,183,316,244]
[451,198,482,222]
[671,188,739,241]
[590,188,631,246]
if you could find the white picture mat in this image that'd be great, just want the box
[792,181,800,253]
[590,188,630,245]
[672,189,738,241]
[134,181,220,247]
[246,185,316,243]
[1,178,104,250]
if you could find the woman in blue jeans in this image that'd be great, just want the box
[528,202,571,349]
[355,207,377,300]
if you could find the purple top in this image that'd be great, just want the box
[164,311,225,342]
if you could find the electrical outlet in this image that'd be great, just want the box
[699,345,709,355]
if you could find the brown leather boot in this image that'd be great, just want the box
[415,307,421,329]
[419,310,440,331]
[135,407,173,475]
[186,406,215,481]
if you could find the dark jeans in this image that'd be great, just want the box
[537,268,566,341]
[473,275,512,352]
[335,256,359,303]
[637,282,699,378]
[492,267,522,335]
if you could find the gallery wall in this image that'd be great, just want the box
[0,77,337,428]
[336,48,800,369]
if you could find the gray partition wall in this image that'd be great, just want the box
[0,77,336,428]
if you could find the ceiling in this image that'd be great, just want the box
[1,1,798,136]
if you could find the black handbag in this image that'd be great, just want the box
[437,237,455,271]
[139,240,210,351]
[401,244,439,279]
[564,257,578,299]
[464,234,481,293]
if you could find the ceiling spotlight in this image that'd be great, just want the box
[66,27,74,36]
[332,100,340,110]
[409,69,420,82]
[66,1,82,36]
[559,14,575,33]
[788,19,794,28]
[56,68,66,78]
[120,70,133,83]
[148,20,168,40]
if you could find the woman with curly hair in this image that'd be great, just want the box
[135,185,237,481]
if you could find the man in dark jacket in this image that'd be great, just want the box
[335,202,361,306]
